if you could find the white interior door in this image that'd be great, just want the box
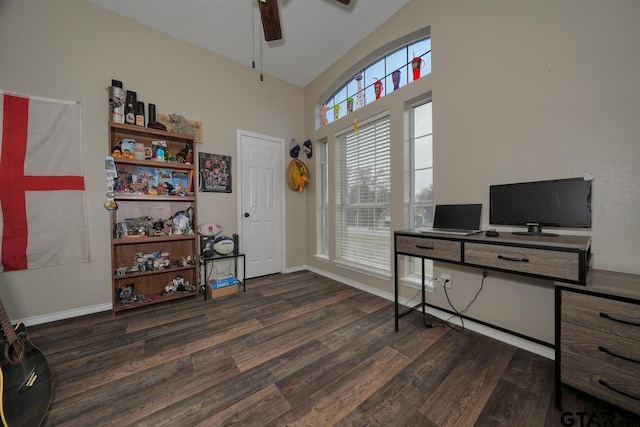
[237,130,284,278]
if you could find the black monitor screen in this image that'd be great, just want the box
[490,177,592,231]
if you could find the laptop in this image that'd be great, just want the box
[419,203,482,236]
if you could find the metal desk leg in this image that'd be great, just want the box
[394,252,399,331]
[422,258,432,327]
[203,259,208,301]
[242,254,246,292]
[233,256,238,286]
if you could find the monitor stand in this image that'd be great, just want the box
[512,223,558,237]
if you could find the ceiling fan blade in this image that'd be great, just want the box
[335,0,351,4]
[258,0,282,41]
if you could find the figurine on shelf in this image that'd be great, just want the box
[177,280,195,292]
[169,114,195,136]
[175,143,193,164]
[163,275,194,295]
[153,258,170,269]
[129,182,145,195]
[163,277,180,295]
[152,219,166,236]
[118,283,134,301]
[169,207,193,235]
[156,182,166,195]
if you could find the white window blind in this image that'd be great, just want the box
[319,141,329,256]
[336,115,391,271]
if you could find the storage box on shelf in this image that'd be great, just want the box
[199,251,247,301]
[108,122,198,313]
[207,284,239,300]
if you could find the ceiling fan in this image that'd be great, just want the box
[258,0,351,42]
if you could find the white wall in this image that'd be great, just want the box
[303,0,640,343]
[0,0,307,321]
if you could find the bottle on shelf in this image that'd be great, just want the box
[136,101,145,126]
[148,103,156,126]
[125,91,137,125]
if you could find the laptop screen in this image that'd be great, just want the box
[433,204,482,230]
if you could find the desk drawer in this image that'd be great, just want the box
[561,321,640,377]
[562,291,640,342]
[464,242,579,281]
[395,235,461,262]
[562,353,640,415]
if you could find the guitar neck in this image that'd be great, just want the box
[0,299,19,346]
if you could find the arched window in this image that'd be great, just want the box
[320,31,431,128]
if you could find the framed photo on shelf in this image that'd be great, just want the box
[199,152,232,193]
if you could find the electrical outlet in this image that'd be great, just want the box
[440,273,452,289]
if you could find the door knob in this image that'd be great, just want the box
[244,212,250,218]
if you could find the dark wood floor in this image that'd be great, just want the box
[26,270,638,426]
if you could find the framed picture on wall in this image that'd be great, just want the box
[199,152,232,193]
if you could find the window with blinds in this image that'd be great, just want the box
[335,114,391,271]
[319,141,329,257]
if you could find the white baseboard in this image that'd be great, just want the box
[306,265,555,360]
[284,264,309,274]
[18,303,112,327]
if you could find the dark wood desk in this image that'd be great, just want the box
[393,230,592,331]
[394,230,640,414]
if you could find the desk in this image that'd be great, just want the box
[393,230,592,331]
[199,252,246,301]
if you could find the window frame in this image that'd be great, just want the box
[316,139,329,260]
[407,97,434,282]
[318,27,431,129]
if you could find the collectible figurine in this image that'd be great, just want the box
[170,207,193,235]
[152,219,166,236]
[169,114,195,135]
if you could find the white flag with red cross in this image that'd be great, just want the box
[0,91,89,272]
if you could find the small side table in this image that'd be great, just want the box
[199,252,246,301]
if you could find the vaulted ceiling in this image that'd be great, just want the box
[88,0,410,87]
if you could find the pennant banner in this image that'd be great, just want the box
[0,91,89,272]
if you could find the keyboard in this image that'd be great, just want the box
[418,228,480,236]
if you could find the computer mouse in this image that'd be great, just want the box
[485,230,499,237]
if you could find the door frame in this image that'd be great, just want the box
[236,129,287,276]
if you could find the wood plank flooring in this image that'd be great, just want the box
[25,270,639,426]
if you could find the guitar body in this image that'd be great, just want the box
[0,323,52,427]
